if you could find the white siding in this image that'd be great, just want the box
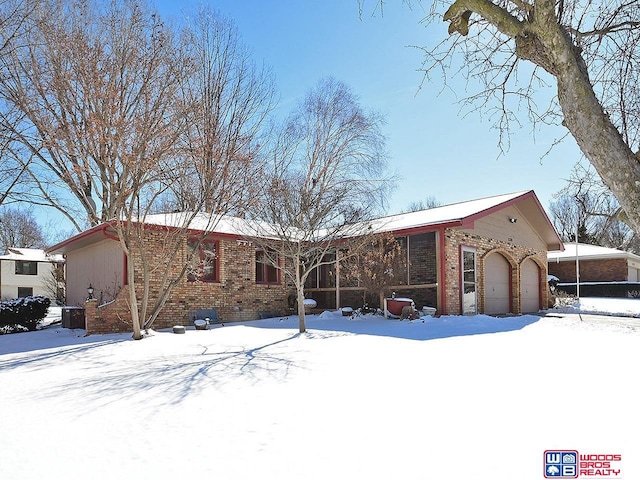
[0,259,56,300]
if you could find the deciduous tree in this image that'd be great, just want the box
[550,162,639,251]
[0,207,46,251]
[363,0,640,234]
[105,5,274,340]
[0,0,274,339]
[341,231,407,310]
[242,78,391,333]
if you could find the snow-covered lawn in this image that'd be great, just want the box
[1,300,639,479]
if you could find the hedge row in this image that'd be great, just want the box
[0,296,51,333]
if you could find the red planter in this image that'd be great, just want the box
[386,298,413,316]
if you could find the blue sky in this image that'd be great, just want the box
[152,0,582,215]
[35,0,583,237]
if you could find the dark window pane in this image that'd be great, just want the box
[15,261,37,275]
[18,287,33,297]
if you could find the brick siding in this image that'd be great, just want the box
[548,258,628,283]
[444,228,548,315]
[83,232,289,335]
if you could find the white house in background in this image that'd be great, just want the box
[0,248,64,301]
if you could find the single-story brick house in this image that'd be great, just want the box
[548,243,640,296]
[47,190,562,334]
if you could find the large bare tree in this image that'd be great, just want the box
[363,1,640,233]
[0,0,187,229]
[0,0,36,207]
[0,0,274,339]
[243,78,390,333]
[112,5,274,340]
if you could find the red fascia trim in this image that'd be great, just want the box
[392,220,463,237]
[46,223,114,253]
[526,191,566,251]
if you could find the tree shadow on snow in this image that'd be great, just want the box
[0,328,128,362]
[247,313,543,342]
[24,332,306,413]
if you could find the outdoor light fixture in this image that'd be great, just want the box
[509,218,518,224]
[87,283,94,299]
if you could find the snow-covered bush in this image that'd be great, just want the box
[0,296,51,333]
[552,291,577,309]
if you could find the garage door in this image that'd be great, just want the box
[521,259,541,313]
[484,253,510,315]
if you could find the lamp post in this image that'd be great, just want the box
[87,283,94,300]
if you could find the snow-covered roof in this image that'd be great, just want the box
[548,243,640,263]
[48,190,563,253]
[140,211,304,240]
[369,191,529,233]
[0,247,64,263]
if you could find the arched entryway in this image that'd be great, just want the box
[484,252,511,315]
[521,258,541,313]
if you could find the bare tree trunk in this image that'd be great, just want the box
[295,257,306,333]
[516,1,640,234]
[126,252,143,340]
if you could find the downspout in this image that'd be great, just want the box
[335,250,340,309]
[439,227,447,315]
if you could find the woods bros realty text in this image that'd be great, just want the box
[544,451,623,478]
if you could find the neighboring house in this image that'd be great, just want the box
[548,243,640,296]
[307,190,563,316]
[0,248,64,301]
[47,190,563,335]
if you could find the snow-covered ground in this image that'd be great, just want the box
[1,299,638,479]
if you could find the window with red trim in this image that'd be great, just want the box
[255,249,279,284]
[187,239,219,283]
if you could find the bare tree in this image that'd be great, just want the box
[550,161,639,251]
[243,78,390,333]
[0,207,46,251]
[362,1,640,234]
[108,6,274,340]
[0,0,37,207]
[0,0,274,339]
[341,231,407,310]
[0,0,188,229]
[403,195,442,213]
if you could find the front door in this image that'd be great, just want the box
[461,247,477,315]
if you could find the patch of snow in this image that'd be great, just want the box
[553,296,640,317]
[0,298,638,479]
[303,298,317,307]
